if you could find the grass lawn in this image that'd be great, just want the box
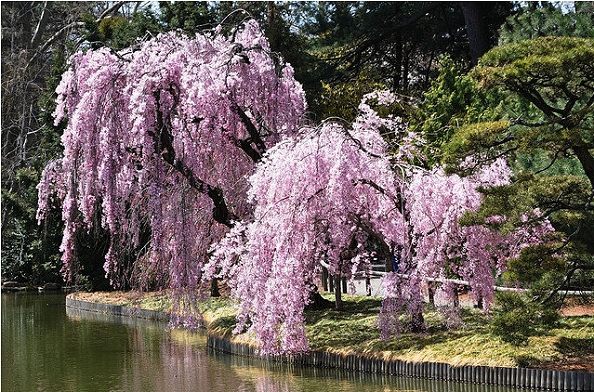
[70,291,594,371]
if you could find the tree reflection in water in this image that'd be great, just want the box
[65,303,527,392]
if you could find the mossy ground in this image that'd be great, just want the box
[71,291,594,371]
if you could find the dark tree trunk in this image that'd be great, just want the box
[321,266,329,292]
[334,276,342,310]
[476,296,484,309]
[341,277,347,294]
[460,2,491,65]
[573,146,594,190]
[402,47,410,91]
[411,310,426,332]
[267,2,280,52]
[453,289,460,308]
[428,283,435,307]
[393,33,402,89]
[210,278,220,297]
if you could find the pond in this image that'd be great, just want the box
[2,293,526,392]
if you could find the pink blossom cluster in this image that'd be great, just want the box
[206,94,415,354]
[39,20,306,295]
[378,161,555,338]
[37,158,67,223]
[407,162,553,307]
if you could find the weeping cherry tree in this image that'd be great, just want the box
[207,91,556,354]
[37,20,306,322]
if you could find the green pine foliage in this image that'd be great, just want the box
[417,58,503,150]
[499,3,594,44]
[491,291,560,345]
[441,35,594,313]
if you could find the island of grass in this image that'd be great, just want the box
[69,291,594,372]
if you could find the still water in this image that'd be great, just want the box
[3,293,524,392]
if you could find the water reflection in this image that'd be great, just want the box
[3,294,538,392]
[214,352,532,392]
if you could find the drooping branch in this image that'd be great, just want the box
[227,132,262,161]
[231,102,267,161]
[354,178,403,210]
[154,91,237,227]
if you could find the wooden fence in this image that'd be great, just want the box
[207,334,593,391]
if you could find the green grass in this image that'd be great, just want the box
[71,291,593,369]
[303,294,593,369]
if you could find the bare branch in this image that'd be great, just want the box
[230,102,267,158]
[26,1,129,69]
[98,1,128,21]
[30,1,50,48]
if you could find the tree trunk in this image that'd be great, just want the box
[321,266,329,292]
[460,2,491,65]
[393,33,402,89]
[428,283,435,307]
[341,277,347,294]
[402,47,410,91]
[210,278,220,297]
[267,2,280,52]
[305,288,333,310]
[476,296,484,309]
[411,310,425,332]
[573,146,594,190]
[334,276,342,310]
[453,289,460,308]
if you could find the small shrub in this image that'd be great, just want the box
[491,291,559,345]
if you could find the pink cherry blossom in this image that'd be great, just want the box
[38,20,306,303]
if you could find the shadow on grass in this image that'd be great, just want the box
[555,336,594,356]
[208,315,237,337]
[304,296,489,353]
[304,296,382,324]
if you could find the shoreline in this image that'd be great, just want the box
[65,293,593,391]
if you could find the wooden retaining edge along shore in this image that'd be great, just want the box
[66,296,170,322]
[65,295,594,391]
